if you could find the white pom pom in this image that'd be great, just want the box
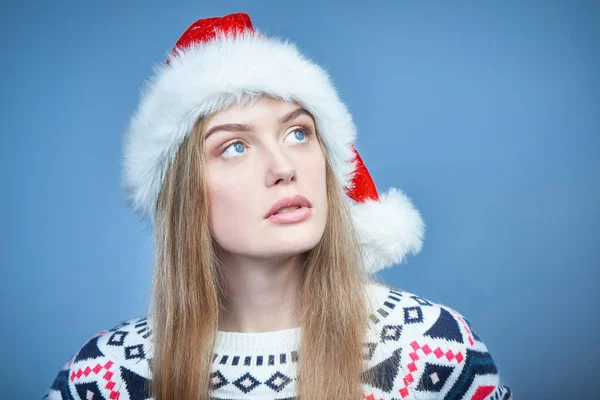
[351,188,425,273]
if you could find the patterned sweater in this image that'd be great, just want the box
[44,283,513,399]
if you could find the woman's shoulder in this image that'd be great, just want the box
[44,316,153,400]
[363,281,488,351]
[362,281,513,399]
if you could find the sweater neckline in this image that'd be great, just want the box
[213,282,384,350]
[215,326,302,349]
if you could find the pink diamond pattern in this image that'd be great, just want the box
[407,362,417,372]
[69,358,120,399]
[397,340,466,400]
[422,344,432,355]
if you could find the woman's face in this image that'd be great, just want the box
[203,96,328,261]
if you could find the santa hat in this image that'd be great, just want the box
[122,12,425,273]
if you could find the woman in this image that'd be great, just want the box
[45,13,512,400]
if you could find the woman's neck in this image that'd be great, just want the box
[217,252,303,333]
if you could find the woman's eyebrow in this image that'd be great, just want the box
[204,123,252,140]
[279,107,312,124]
[204,107,312,140]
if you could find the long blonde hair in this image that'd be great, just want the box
[150,99,370,399]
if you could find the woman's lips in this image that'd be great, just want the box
[265,194,312,219]
[266,206,312,224]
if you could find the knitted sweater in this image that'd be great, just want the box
[44,283,513,400]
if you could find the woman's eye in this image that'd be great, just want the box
[285,128,308,143]
[221,141,247,158]
[220,128,309,159]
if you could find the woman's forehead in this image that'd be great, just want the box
[204,97,307,128]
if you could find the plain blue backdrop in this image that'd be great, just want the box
[1,1,598,398]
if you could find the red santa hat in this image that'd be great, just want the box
[122,12,425,273]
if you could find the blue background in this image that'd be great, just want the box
[1,1,598,398]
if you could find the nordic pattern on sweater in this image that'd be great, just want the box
[44,283,513,399]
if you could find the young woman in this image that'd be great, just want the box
[45,13,512,400]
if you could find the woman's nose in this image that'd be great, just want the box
[264,147,296,187]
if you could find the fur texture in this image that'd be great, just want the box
[122,30,425,272]
[350,188,425,273]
